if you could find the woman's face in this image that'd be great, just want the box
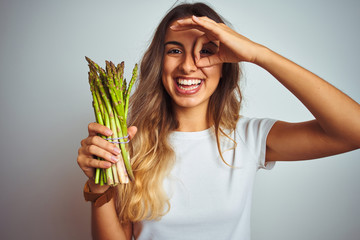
[162,22,223,114]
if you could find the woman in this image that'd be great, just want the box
[77,3,360,239]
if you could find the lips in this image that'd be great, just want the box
[174,77,203,94]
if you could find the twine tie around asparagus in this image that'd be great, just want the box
[105,135,130,144]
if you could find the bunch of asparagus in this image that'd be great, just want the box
[86,56,137,185]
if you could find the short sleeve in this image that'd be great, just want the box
[236,117,277,170]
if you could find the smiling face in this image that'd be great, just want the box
[162,25,223,116]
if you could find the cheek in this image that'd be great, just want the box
[162,57,175,76]
[161,58,177,89]
[161,67,171,94]
[161,59,167,81]
[202,64,223,80]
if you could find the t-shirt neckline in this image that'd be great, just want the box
[169,128,213,140]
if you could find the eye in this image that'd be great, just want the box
[167,49,182,54]
[200,48,213,55]
[199,42,218,57]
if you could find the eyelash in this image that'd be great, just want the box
[166,48,213,55]
[200,49,213,55]
[167,49,182,54]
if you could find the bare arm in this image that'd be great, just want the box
[89,180,132,240]
[256,47,360,162]
[266,119,358,162]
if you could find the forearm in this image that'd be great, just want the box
[89,181,130,240]
[255,46,360,147]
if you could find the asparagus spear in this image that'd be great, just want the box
[89,70,115,185]
[105,61,136,181]
[125,64,138,119]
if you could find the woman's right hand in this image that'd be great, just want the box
[170,15,264,66]
[77,122,137,191]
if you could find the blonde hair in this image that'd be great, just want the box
[115,2,242,223]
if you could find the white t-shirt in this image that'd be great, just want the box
[134,117,277,240]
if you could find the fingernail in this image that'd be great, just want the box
[114,147,121,154]
[104,162,112,168]
[195,55,199,62]
[193,15,199,21]
[111,156,118,162]
[170,24,179,30]
[105,130,112,136]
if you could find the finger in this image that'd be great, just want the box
[87,145,120,163]
[196,55,223,68]
[193,34,210,62]
[79,142,120,163]
[170,17,207,32]
[193,34,221,65]
[193,35,223,68]
[84,135,121,156]
[128,126,138,140]
[88,122,113,137]
[171,16,213,28]
[77,156,111,179]
[192,15,216,25]
[171,16,221,37]
[81,167,95,179]
[77,156,96,179]
[192,15,223,34]
[87,157,112,169]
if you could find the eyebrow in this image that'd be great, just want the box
[164,41,183,47]
[164,41,219,48]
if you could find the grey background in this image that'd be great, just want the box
[0,0,359,239]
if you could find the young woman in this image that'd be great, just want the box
[77,3,360,239]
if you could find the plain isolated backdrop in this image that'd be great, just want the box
[0,0,359,239]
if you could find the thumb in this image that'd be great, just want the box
[128,126,138,140]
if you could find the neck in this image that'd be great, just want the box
[174,106,210,132]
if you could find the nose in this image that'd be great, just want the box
[179,53,197,74]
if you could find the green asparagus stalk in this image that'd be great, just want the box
[86,56,137,185]
[89,73,103,185]
[89,70,115,185]
[125,64,138,119]
[105,61,136,181]
[114,108,129,184]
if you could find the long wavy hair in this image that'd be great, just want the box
[115,2,242,223]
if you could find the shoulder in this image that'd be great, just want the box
[233,116,277,153]
[235,116,277,139]
[230,116,277,169]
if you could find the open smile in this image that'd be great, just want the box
[175,78,203,94]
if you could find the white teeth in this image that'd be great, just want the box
[177,79,202,86]
[178,85,199,90]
